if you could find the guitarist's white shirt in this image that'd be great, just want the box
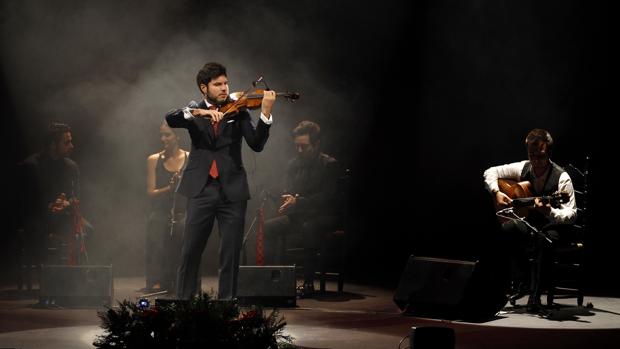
[483,160,577,224]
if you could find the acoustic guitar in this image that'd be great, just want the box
[494,178,569,222]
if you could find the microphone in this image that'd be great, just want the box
[567,163,584,177]
[252,76,271,91]
[252,76,263,87]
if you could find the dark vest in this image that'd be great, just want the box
[151,152,187,214]
[519,160,565,227]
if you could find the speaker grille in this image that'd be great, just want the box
[236,266,296,307]
[39,265,113,307]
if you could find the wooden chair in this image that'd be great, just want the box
[546,157,590,306]
[284,168,351,294]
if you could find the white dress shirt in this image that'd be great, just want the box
[483,160,577,224]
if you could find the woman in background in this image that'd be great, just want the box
[143,122,188,293]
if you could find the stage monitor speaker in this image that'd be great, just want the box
[39,265,113,307]
[154,299,190,308]
[237,266,296,307]
[409,326,455,349]
[394,256,507,321]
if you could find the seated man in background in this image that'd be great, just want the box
[264,120,341,297]
[483,128,576,312]
[18,122,81,288]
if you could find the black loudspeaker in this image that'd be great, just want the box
[409,326,455,349]
[154,299,190,308]
[394,256,507,321]
[236,266,296,307]
[39,265,113,307]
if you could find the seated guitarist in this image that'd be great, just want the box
[483,128,577,312]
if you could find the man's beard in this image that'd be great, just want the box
[298,152,318,163]
[207,94,229,106]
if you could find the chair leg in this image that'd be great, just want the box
[547,288,555,306]
[320,271,326,294]
[339,235,346,294]
[577,260,584,307]
[546,269,555,306]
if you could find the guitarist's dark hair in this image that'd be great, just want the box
[525,129,553,155]
[45,122,72,148]
[292,120,321,145]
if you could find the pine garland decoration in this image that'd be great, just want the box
[94,293,297,348]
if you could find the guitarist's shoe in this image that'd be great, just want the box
[508,282,529,305]
[526,294,548,315]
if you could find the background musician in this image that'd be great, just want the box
[483,128,577,312]
[263,120,341,298]
[18,122,80,288]
[142,122,188,293]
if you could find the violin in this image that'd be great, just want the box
[221,89,300,116]
[189,77,300,119]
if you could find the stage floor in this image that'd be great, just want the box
[1,277,619,349]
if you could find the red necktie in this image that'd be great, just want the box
[209,105,219,179]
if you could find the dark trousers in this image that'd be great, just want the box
[264,214,338,284]
[176,179,247,300]
[145,211,184,291]
[501,220,566,299]
[17,228,46,290]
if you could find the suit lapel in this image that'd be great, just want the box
[215,114,239,148]
[197,100,216,141]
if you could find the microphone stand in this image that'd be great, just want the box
[168,172,182,238]
[496,207,554,316]
[241,190,269,265]
[169,194,177,238]
[496,207,552,243]
[163,175,181,295]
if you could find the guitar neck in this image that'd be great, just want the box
[511,195,561,208]
[511,197,536,208]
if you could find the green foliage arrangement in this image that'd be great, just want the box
[94,293,297,349]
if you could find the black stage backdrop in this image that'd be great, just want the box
[1,0,616,294]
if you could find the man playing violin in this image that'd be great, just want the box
[483,128,577,312]
[165,62,276,300]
